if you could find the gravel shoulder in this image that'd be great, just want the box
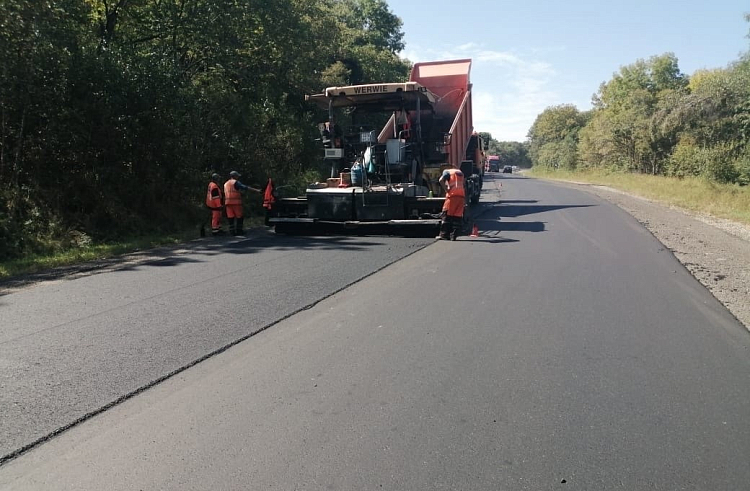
[544,178,750,331]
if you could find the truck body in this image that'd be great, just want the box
[486,155,501,172]
[267,59,486,234]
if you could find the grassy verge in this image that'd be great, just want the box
[527,168,750,226]
[0,214,271,280]
[0,229,199,280]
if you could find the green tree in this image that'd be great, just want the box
[476,134,530,168]
[0,0,413,261]
[324,0,410,85]
[495,141,531,168]
[527,104,588,170]
[580,53,688,174]
[529,16,750,184]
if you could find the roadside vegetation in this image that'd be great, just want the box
[0,0,409,274]
[0,209,275,279]
[0,229,195,279]
[478,137,531,169]
[528,167,750,225]
[526,15,750,220]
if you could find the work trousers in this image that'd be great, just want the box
[438,195,465,240]
[439,214,463,240]
[225,204,245,235]
[211,210,223,234]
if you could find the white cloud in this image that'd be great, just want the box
[456,42,480,52]
[401,44,562,141]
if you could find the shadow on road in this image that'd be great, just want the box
[0,233,395,297]
[481,220,546,233]
[488,174,531,180]
[0,200,593,296]
[465,200,596,236]
[494,203,594,219]
[457,233,520,244]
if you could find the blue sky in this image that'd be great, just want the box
[390,0,749,141]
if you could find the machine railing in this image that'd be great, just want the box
[378,114,397,143]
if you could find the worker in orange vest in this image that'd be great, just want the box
[262,178,276,210]
[224,170,261,236]
[205,173,225,236]
[436,166,465,240]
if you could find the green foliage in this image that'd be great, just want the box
[532,30,750,186]
[477,132,493,148]
[581,54,689,174]
[0,0,410,262]
[478,134,530,168]
[332,0,405,54]
[528,167,750,225]
[736,148,750,185]
[667,141,739,183]
[527,104,588,170]
[322,0,410,86]
[494,141,531,168]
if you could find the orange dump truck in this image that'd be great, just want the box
[267,59,486,234]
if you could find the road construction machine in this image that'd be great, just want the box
[266,59,486,234]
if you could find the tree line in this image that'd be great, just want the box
[527,16,750,185]
[0,0,410,261]
[477,133,531,169]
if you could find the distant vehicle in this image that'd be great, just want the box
[487,155,501,172]
[502,165,513,173]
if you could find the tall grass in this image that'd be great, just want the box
[529,168,750,225]
[0,229,199,279]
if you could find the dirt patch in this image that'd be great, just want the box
[554,180,750,331]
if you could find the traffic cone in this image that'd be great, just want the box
[470,223,479,237]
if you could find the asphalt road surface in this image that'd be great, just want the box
[0,229,433,461]
[1,173,749,490]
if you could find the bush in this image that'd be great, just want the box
[735,148,750,186]
[667,142,701,178]
[667,142,740,183]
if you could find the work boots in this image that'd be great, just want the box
[234,217,245,236]
[450,217,460,241]
[436,219,451,240]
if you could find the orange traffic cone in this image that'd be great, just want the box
[470,223,479,237]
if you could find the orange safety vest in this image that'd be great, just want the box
[224,179,242,206]
[262,178,275,209]
[444,168,465,198]
[206,182,223,209]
